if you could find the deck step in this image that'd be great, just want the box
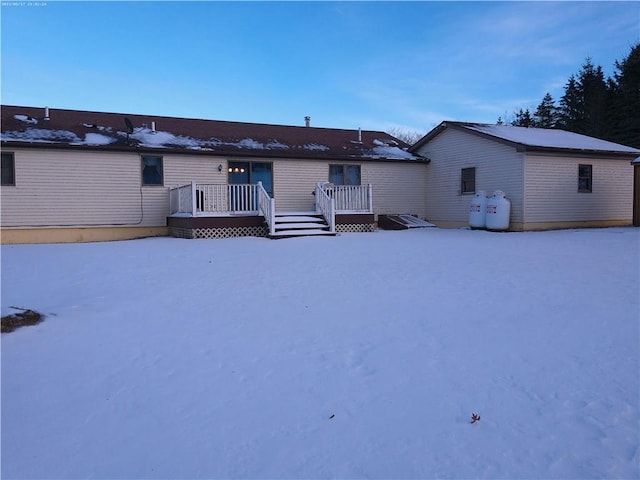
[270,229,336,238]
[275,215,324,223]
[275,211,317,216]
[268,210,334,239]
[275,222,329,230]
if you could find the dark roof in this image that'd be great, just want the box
[1,105,428,163]
[410,121,640,157]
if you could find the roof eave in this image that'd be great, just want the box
[0,139,431,163]
[522,145,640,159]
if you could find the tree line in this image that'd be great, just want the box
[500,43,639,148]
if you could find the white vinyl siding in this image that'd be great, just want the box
[1,149,146,227]
[272,159,428,217]
[272,159,326,211]
[523,153,633,223]
[362,162,428,218]
[163,155,224,187]
[2,148,427,228]
[415,128,525,225]
[0,149,225,228]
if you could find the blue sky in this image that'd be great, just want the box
[1,1,638,135]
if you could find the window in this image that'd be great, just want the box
[1,152,15,186]
[329,165,361,185]
[141,155,163,186]
[578,164,592,193]
[461,167,475,194]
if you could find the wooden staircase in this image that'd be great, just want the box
[269,211,336,239]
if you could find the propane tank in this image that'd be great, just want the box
[485,190,511,231]
[469,191,488,229]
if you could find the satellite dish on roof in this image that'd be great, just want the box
[124,117,134,134]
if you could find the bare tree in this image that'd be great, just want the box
[385,126,425,145]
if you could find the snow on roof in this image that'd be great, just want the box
[80,133,117,146]
[303,143,330,151]
[14,114,38,125]
[366,145,416,159]
[1,105,427,162]
[1,128,81,143]
[461,123,640,154]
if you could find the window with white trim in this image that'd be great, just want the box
[142,155,163,186]
[578,164,592,193]
[461,167,475,194]
[329,164,361,185]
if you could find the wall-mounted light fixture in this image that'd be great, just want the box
[218,164,223,172]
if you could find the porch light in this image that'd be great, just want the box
[228,167,233,173]
[218,164,223,172]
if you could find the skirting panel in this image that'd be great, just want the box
[336,223,375,233]
[169,225,268,239]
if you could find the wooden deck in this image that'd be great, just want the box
[168,182,374,239]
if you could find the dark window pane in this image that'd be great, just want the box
[346,165,361,185]
[1,153,15,186]
[461,167,475,194]
[251,162,273,196]
[329,165,344,185]
[578,164,592,192]
[329,165,360,185]
[142,156,163,185]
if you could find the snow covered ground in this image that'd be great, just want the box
[1,227,638,479]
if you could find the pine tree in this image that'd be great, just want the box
[558,75,584,132]
[608,43,640,148]
[512,108,534,127]
[502,43,639,146]
[533,92,558,128]
[578,57,609,138]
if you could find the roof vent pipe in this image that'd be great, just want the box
[305,116,310,127]
[151,121,156,133]
[358,127,362,143]
[44,106,50,120]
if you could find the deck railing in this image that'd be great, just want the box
[169,183,259,216]
[314,182,336,233]
[169,184,194,215]
[321,184,373,213]
[257,181,276,236]
[169,181,373,220]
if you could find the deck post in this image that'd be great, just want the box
[191,181,197,216]
[330,198,336,233]
[270,198,276,236]
[368,184,373,213]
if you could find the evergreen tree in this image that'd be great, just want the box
[578,57,609,138]
[502,43,639,146]
[558,75,583,132]
[512,108,534,127]
[608,43,640,148]
[533,92,558,128]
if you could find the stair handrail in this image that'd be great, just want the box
[314,182,335,234]
[257,181,276,236]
